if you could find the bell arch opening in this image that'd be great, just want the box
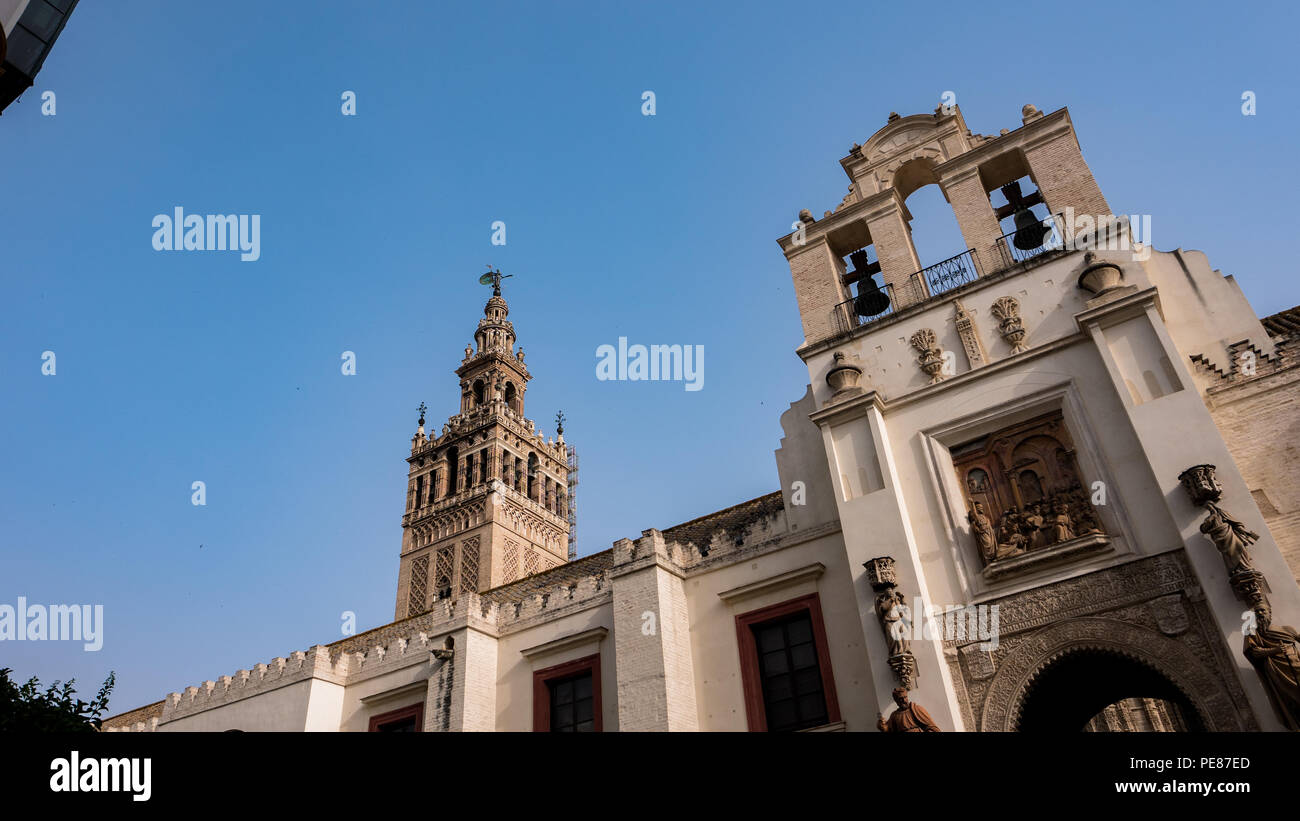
[902,179,969,273]
[1015,648,1205,732]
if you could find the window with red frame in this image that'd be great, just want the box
[533,654,601,732]
[368,702,423,732]
[736,593,841,732]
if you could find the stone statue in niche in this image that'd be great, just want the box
[875,587,910,657]
[952,410,1105,568]
[865,556,917,690]
[877,687,942,733]
[1178,463,1300,729]
[1050,501,1076,543]
[1200,502,1258,576]
[967,502,997,563]
[996,515,1027,558]
[1243,605,1300,731]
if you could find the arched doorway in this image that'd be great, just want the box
[1016,648,1203,732]
[978,617,1251,732]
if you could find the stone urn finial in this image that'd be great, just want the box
[826,351,864,400]
[1078,252,1125,295]
[1021,103,1042,124]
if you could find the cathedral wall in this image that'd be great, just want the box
[493,602,617,731]
[158,679,316,732]
[680,529,878,730]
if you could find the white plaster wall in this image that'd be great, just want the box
[681,531,879,730]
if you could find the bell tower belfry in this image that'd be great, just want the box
[394,271,571,619]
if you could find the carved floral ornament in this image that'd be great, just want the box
[989,295,1029,354]
[909,328,945,384]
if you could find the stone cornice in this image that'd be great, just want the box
[717,562,826,603]
[519,626,609,659]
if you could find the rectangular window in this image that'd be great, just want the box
[736,593,840,732]
[368,703,423,732]
[533,655,601,732]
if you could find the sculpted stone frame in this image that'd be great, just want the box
[920,381,1135,600]
[978,617,1248,731]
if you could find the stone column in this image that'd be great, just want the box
[422,600,499,732]
[939,165,1003,276]
[784,235,849,346]
[1023,125,1110,237]
[863,193,923,308]
[611,530,699,731]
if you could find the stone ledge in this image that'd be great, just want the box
[981,533,1112,582]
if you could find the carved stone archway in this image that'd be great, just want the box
[979,617,1248,731]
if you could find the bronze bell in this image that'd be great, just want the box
[1012,208,1051,251]
[854,279,890,317]
[848,249,890,317]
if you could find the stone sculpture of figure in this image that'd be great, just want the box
[877,687,942,733]
[875,589,910,657]
[1200,502,1258,575]
[1022,502,1045,549]
[1051,501,1075,543]
[996,515,1027,559]
[1243,606,1300,731]
[1073,500,1102,535]
[968,502,996,563]
[464,344,473,360]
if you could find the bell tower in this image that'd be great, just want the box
[394,271,571,619]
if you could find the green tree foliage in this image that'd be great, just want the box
[0,668,116,732]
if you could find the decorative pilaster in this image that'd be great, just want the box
[951,299,988,368]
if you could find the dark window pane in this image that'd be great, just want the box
[756,625,785,653]
[752,611,829,731]
[790,643,817,670]
[553,680,573,706]
[761,649,789,676]
[787,618,813,645]
[766,674,793,701]
[553,704,573,728]
[548,670,595,732]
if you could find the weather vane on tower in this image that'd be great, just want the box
[478,265,513,296]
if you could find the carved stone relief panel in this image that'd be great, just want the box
[951,410,1105,572]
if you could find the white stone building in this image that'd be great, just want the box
[103,104,1300,732]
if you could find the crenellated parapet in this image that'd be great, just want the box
[159,644,344,724]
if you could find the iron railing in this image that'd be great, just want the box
[994,212,1065,270]
[910,249,979,300]
[833,282,898,334]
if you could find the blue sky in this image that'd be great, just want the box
[2,1,1296,714]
